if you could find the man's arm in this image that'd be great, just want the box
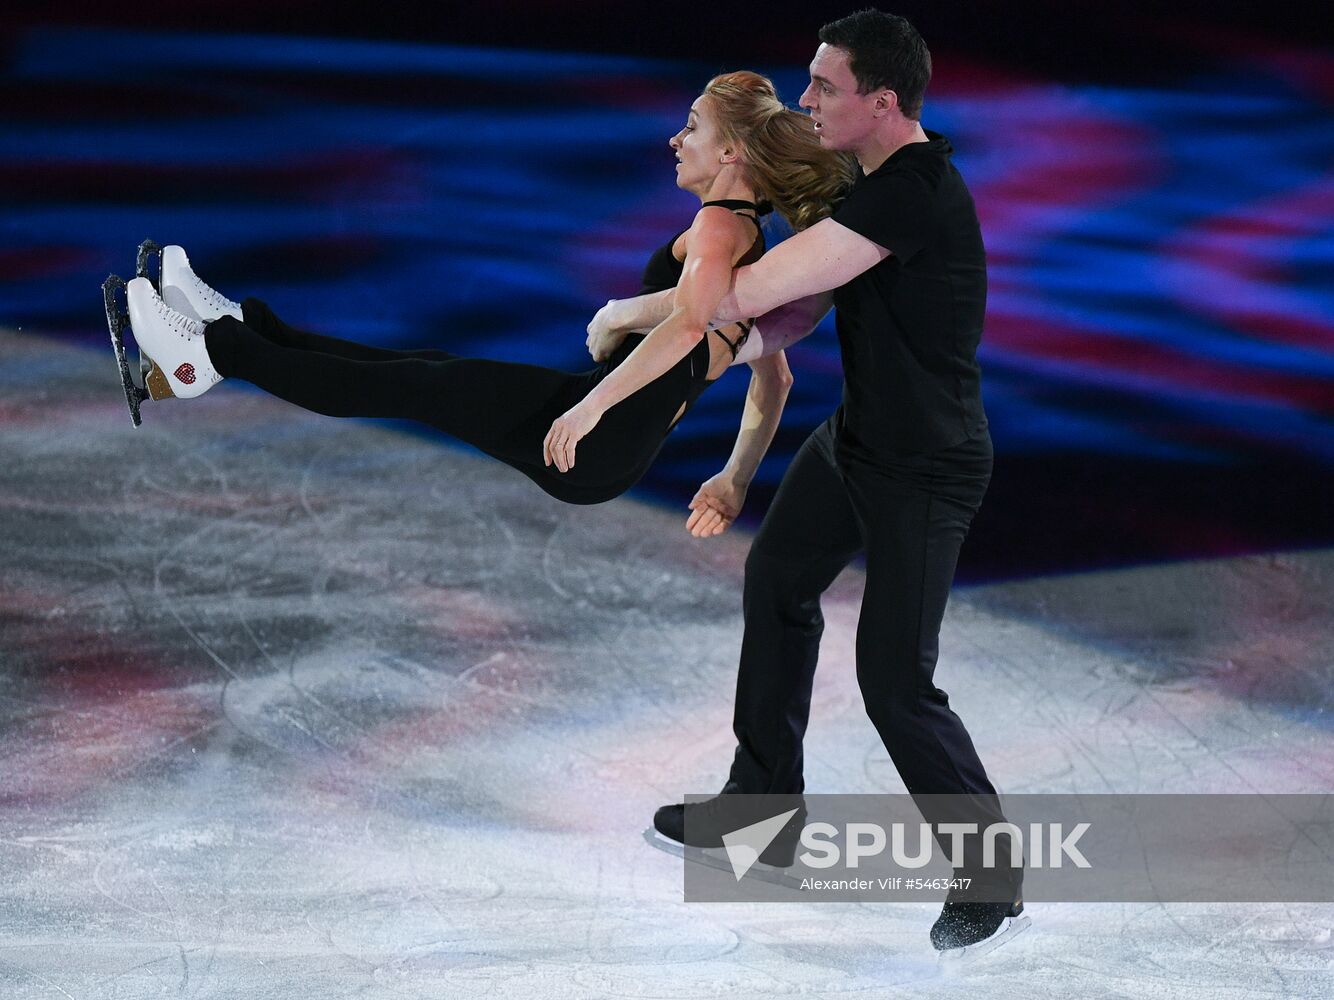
[586,218,882,356]
[586,290,675,360]
[713,218,890,323]
[749,291,834,352]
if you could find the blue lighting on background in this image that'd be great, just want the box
[3,25,1330,578]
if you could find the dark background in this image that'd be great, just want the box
[3,1,1330,580]
[6,1,1328,70]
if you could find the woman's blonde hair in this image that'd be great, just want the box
[703,70,858,231]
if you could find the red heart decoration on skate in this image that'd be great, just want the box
[174,363,196,385]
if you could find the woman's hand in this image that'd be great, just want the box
[587,300,631,361]
[543,400,604,473]
[686,472,747,538]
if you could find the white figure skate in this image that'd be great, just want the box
[160,244,242,323]
[124,276,222,400]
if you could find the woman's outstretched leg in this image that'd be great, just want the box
[203,313,618,485]
[131,274,685,504]
[240,298,459,364]
[159,244,455,364]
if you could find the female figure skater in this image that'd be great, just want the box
[123,71,854,527]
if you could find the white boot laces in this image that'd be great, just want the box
[187,263,238,314]
[153,289,201,339]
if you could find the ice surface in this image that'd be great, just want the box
[1,330,1331,998]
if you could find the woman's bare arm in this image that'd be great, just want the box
[544,208,747,472]
[686,349,793,538]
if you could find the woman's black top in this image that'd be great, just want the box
[637,199,763,360]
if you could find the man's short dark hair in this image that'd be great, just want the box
[818,9,932,119]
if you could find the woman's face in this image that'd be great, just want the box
[669,96,731,195]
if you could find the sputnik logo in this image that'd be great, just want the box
[720,808,800,881]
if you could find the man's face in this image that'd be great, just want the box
[798,43,881,153]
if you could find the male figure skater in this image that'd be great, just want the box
[589,9,1022,952]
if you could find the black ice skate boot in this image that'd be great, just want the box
[647,791,807,888]
[653,794,806,864]
[930,880,1030,959]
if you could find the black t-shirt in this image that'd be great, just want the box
[829,130,988,458]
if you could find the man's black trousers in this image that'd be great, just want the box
[726,411,1000,807]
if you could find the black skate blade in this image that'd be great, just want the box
[641,827,805,890]
[136,239,162,289]
[936,913,1031,965]
[103,273,149,428]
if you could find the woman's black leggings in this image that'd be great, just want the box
[203,299,711,504]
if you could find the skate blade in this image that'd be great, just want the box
[102,274,150,427]
[937,913,1031,964]
[135,240,166,388]
[641,827,805,890]
[136,239,162,289]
